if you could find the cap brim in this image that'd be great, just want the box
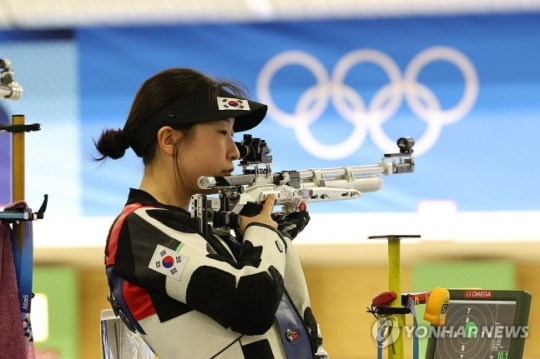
[230,99,268,132]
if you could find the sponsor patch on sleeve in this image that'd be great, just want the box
[148,244,189,281]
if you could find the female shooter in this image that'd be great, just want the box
[95,68,318,358]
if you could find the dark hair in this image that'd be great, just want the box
[94,68,246,164]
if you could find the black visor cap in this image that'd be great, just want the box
[130,89,268,157]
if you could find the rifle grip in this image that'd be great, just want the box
[239,202,264,217]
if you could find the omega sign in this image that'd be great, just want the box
[464,290,493,299]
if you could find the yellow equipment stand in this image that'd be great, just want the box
[12,114,25,248]
[369,234,421,359]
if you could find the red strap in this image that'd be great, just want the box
[123,280,157,320]
[105,203,146,266]
[106,202,158,320]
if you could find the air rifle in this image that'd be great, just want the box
[191,134,415,238]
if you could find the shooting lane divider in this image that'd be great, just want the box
[1,114,47,358]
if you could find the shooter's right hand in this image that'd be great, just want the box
[237,195,278,236]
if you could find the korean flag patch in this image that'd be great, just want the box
[148,244,189,281]
[217,97,250,111]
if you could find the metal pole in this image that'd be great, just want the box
[388,236,404,359]
[12,114,25,248]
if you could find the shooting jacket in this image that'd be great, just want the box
[105,188,318,359]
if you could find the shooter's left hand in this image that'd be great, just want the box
[271,209,310,240]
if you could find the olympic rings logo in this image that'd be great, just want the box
[257,46,478,159]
